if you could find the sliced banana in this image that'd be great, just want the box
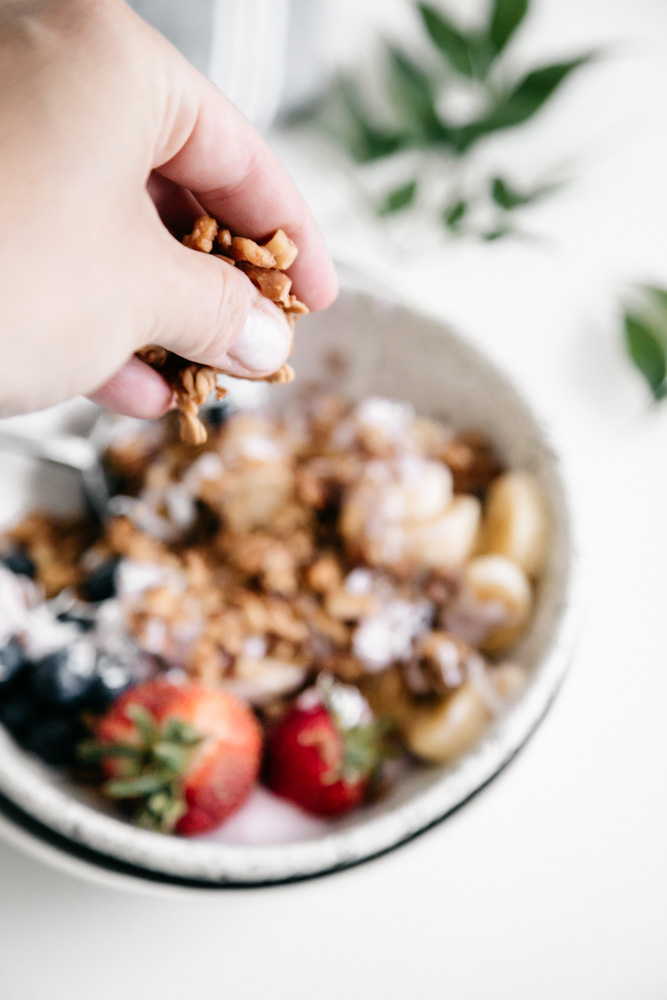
[400,660,529,764]
[220,656,307,707]
[403,495,481,570]
[401,681,491,763]
[340,460,477,571]
[446,554,533,654]
[479,472,549,578]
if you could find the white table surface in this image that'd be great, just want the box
[1,0,667,997]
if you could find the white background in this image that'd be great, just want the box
[1,0,667,997]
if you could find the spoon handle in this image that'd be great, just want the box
[0,429,98,472]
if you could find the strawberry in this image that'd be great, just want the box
[80,678,261,835]
[263,680,389,817]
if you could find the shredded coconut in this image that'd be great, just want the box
[242,636,268,660]
[116,560,169,599]
[353,598,433,672]
[343,568,375,596]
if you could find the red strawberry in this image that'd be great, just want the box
[263,682,389,817]
[80,679,261,835]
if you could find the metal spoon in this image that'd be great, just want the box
[0,426,111,521]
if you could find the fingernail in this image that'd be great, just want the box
[226,304,290,374]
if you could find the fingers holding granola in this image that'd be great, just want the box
[139,216,294,376]
[134,215,302,442]
[152,65,338,313]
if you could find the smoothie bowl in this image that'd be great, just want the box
[0,285,579,886]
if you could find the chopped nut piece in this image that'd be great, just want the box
[229,237,277,269]
[216,228,232,249]
[285,294,309,315]
[235,261,293,307]
[325,587,377,621]
[262,229,298,270]
[182,215,218,253]
[441,431,502,495]
[264,364,295,385]
[136,345,169,367]
[306,555,343,593]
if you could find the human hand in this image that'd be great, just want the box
[0,0,337,417]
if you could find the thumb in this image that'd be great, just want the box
[137,220,293,379]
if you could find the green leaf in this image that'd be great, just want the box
[489,0,530,55]
[338,77,408,162]
[153,742,189,775]
[162,717,202,747]
[378,179,419,216]
[126,704,159,745]
[77,740,141,764]
[418,3,477,78]
[135,792,186,833]
[643,285,667,319]
[458,54,594,147]
[483,224,514,241]
[624,312,667,400]
[386,45,444,141]
[442,198,468,231]
[490,175,561,209]
[104,774,167,799]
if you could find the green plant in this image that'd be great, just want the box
[321,0,595,240]
[623,286,667,402]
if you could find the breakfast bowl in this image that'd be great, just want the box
[0,280,580,886]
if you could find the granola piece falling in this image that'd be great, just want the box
[135,348,225,447]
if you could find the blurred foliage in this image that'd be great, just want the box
[319,0,595,240]
[624,287,667,402]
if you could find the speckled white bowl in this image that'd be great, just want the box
[0,282,581,887]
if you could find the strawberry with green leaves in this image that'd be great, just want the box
[263,678,391,817]
[80,679,261,835]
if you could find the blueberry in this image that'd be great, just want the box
[1,547,36,579]
[85,653,134,711]
[0,692,40,737]
[82,559,119,602]
[205,401,234,428]
[0,637,26,691]
[23,714,84,766]
[31,642,98,709]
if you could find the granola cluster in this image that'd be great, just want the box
[137,216,308,446]
[4,393,549,769]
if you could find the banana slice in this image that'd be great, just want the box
[400,660,529,764]
[402,495,481,570]
[445,554,533,654]
[479,472,549,578]
[401,681,491,763]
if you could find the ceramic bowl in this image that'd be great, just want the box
[0,283,581,886]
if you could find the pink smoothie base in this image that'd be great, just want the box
[192,786,326,846]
